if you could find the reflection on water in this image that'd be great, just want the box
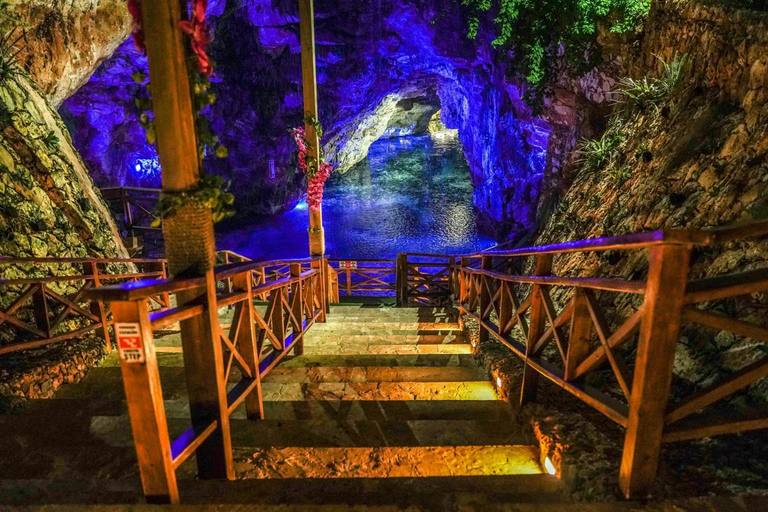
[217,135,496,260]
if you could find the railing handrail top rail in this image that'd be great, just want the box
[0,257,167,265]
[84,256,324,302]
[420,220,768,260]
[100,186,163,193]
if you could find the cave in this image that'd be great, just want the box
[2,0,768,508]
[60,0,552,246]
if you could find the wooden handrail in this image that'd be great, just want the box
[85,256,323,302]
[450,218,768,499]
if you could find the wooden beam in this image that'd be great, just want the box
[140,0,230,483]
[112,301,178,504]
[520,254,552,407]
[619,244,691,499]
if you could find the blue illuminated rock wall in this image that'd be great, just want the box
[62,0,557,238]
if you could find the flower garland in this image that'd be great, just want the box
[126,0,232,223]
[290,117,333,211]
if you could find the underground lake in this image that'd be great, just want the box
[217,134,497,260]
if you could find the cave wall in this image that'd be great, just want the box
[0,1,131,263]
[536,0,768,395]
[62,0,550,236]
[0,71,130,266]
[9,0,132,107]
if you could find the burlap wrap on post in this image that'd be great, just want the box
[162,203,216,276]
[309,228,325,256]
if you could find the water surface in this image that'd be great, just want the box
[218,135,495,260]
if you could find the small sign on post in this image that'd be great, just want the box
[116,323,145,364]
[344,261,357,269]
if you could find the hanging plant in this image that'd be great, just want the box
[290,116,333,211]
[151,174,234,226]
[126,0,232,223]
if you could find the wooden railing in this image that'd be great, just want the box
[396,253,455,306]
[84,255,328,503]
[451,220,768,498]
[101,187,163,256]
[0,257,169,356]
[329,259,396,297]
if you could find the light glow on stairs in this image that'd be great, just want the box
[235,445,543,479]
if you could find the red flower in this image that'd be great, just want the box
[127,0,146,53]
[291,125,333,211]
[179,0,213,77]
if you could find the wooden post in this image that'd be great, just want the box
[85,262,111,352]
[290,263,304,356]
[619,244,691,498]
[519,254,553,407]
[396,253,408,307]
[479,256,493,343]
[498,282,512,337]
[232,272,264,420]
[299,0,329,315]
[459,257,469,307]
[140,0,231,481]
[112,300,178,504]
[565,288,592,381]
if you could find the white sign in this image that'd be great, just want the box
[116,323,145,364]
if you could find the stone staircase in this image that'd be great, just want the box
[0,300,564,509]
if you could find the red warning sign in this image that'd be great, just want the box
[116,323,145,364]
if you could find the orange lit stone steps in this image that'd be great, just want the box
[234,445,542,479]
[0,301,566,506]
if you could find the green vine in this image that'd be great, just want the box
[151,174,234,226]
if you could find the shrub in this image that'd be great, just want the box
[575,126,625,174]
[612,53,689,111]
[462,0,652,110]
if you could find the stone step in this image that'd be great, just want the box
[0,475,567,507]
[301,332,468,345]
[53,367,494,401]
[150,344,472,357]
[264,365,487,383]
[103,352,479,369]
[233,445,542,479]
[309,322,461,332]
[87,417,528,449]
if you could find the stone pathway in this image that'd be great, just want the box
[1,301,768,512]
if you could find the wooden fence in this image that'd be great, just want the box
[329,259,396,297]
[396,253,455,306]
[0,257,168,356]
[452,220,768,498]
[84,255,328,503]
[101,187,163,256]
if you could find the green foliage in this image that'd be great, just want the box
[462,0,651,109]
[152,174,235,226]
[42,131,59,149]
[575,126,625,174]
[613,53,689,111]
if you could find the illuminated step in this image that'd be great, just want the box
[259,381,499,401]
[302,332,467,345]
[278,354,479,368]
[88,417,526,449]
[304,344,473,355]
[311,322,460,331]
[264,365,487,383]
[233,445,542,479]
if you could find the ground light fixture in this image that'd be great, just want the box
[544,457,557,476]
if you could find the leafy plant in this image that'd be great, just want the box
[575,128,625,173]
[152,174,235,226]
[612,53,689,111]
[461,0,651,110]
[0,27,25,85]
[41,131,59,149]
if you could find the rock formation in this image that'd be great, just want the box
[0,0,131,266]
